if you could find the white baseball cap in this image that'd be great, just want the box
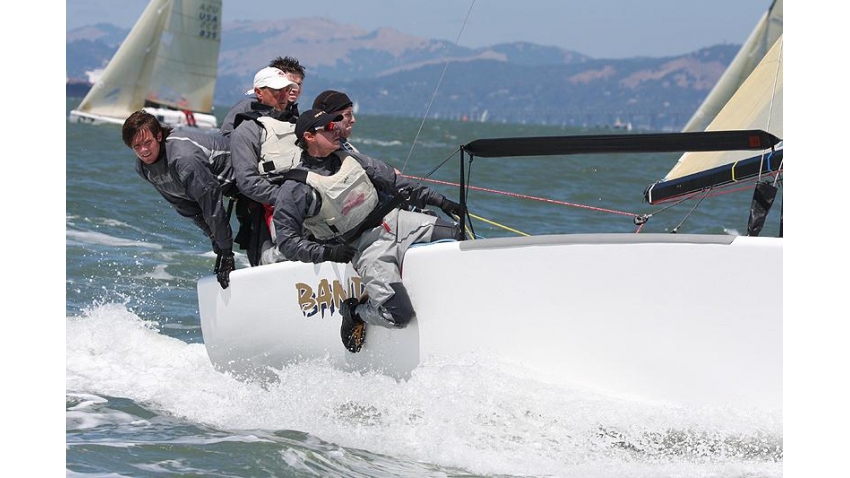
[246,67,297,95]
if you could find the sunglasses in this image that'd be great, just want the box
[312,121,337,133]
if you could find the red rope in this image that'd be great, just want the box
[401,174,638,217]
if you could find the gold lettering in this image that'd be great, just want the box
[332,280,348,305]
[296,283,317,317]
[349,276,363,298]
[315,279,333,316]
[295,276,367,318]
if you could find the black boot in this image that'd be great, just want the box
[340,298,366,353]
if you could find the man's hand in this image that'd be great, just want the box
[439,197,466,218]
[215,249,235,289]
[323,244,356,263]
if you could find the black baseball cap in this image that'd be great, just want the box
[312,90,353,114]
[295,109,343,144]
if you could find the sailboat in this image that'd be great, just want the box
[196,3,782,409]
[646,0,783,212]
[68,0,221,130]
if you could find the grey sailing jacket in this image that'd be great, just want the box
[135,130,236,251]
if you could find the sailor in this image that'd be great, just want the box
[312,90,359,153]
[228,66,301,265]
[219,56,307,136]
[122,110,238,289]
[269,109,466,352]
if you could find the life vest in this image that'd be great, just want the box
[256,116,300,175]
[302,155,380,241]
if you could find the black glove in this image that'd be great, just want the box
[323,244,356,263]
[439,197,466,218]
[215,249,235,289]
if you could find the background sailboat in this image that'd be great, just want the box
[68,0,222,130]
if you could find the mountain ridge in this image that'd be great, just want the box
[66,17,739,131]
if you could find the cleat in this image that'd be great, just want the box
[340,297,366,353]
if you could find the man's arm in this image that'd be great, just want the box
[172,156,233,252]
[230,121,281,204]
[272,182,328,263]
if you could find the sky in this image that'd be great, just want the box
[65,0,778,59]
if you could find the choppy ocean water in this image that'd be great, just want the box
[65,99,783,477]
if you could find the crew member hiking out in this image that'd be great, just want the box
[122,110,240,289]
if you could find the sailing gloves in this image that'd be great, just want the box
[439,197,466,219]
[214,248,235,289]
[324,244,357,263]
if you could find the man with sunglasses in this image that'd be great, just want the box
[268,109,466,353]
[312,90,359,153]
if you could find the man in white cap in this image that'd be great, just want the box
[227,66,300,266]
[220,57,306,136]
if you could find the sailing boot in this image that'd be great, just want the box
[340,297,367,353]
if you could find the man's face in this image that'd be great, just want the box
[256,86,290,111]
[306,123,341,156]
[285,73,303,105]
[333,107,356,139]
[131,128,162,164]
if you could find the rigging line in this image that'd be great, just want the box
[400,0,477,174]
[422,148,461,179]
[759,36,783,183]
[401,173,639,218]
[771,158,783,187]
[469,213,529,237]
[671,189,710,234]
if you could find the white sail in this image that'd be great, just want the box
[69,0,221,129]
[662,35,782,183]
[682,0,783,133]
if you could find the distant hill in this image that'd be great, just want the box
[66,18,740,131]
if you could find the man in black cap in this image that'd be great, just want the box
[269,109,465,353]
[312,89,359,153]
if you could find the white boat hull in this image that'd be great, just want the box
[69,107,218,130]
[198,233,782,409]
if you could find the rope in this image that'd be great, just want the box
[760,36,783,185]
[469,213,529,236]
[401,0,477,174]
[402,173,639,218]
[671,189,709,233]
